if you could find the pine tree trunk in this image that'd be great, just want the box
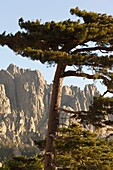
[44,64,66,170]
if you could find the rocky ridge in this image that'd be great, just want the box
[0,64,100,159]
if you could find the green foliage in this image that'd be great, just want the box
[0,168,10,170]
[70,7,113,25]
[5,155,44,170]
[55,124,113,169]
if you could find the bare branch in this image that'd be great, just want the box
[71,46,113,54]
[101,90,108,97]
[61,70,104,79]
[58,107,88,115]
[102,90,113,97]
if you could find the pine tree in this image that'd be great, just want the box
[1,7,113,169]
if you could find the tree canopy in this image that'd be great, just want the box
[0,7,113,69]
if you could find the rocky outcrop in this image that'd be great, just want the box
[0,84,11,114]
[0,64,100,159]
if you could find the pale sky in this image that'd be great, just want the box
[0,0,113,94]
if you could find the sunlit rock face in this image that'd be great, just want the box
[0,84,11,114]
[0,64,100,158]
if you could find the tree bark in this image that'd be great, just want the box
[44,63,66,170]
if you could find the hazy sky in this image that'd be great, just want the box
[0,0,113,94]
